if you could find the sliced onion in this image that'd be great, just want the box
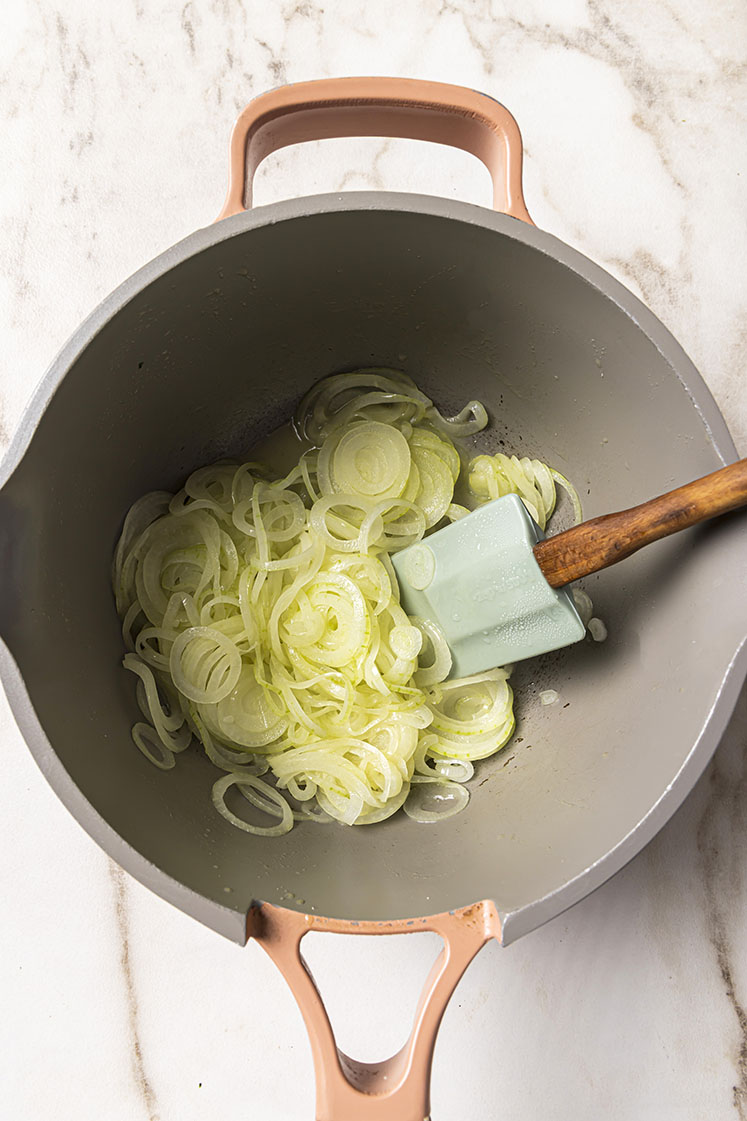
[294,368,431,442]
[589,617,608,642]
[309,494,382,553]
[427,672,516,760]
[212,666,287,747]
[409,427,461,482]
[124,654,191,752]
[115,368,579,836]
[403,776,470,822]
[169,626,242,704]
[468,453,557,530]
[389,624,423,660]
[427,757,474,782]
[318,421,412,502]
[409,443,454,528]
[425,400,488,437]
[212,773,294,836]
[412,617,453,686]
[550,468,584,525]
[132,722,176,770]
[353,782,411,824]
[282,572,369,668]
[572,588,594,626]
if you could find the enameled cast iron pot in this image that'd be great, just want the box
[1,79,745,1120]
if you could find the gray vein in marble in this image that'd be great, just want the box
[556,8,683,163]
[6,216,32,322]
[696,690,747,1119]
[337,139,393,191]
[255,0,327,89]
[529,158,689,330]
[69,129,94,156]
[54,10,91,114]
[438,0,498,77]
[717,926,747,1120]
[181,2,197,58]
[110,863,160,1121]
[724,321,747,449]
[606,246,685,315]
[257,37,288,85]
[281,0,326,37]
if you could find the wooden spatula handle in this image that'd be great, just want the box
[533,458,747,589]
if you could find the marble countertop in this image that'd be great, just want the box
[2,2,746,1118]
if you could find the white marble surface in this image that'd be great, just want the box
[1,1,746,1118]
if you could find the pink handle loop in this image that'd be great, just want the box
[217,76,533,224]
[248,900,501,1121]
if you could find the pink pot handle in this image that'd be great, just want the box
[217,76,533,224]
[248,900,501,1121]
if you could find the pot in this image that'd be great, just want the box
[1,78,745,1120]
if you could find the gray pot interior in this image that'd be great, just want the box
[1,196,744,942]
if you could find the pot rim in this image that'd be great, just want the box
[1,190,737,488]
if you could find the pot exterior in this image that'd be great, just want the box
[1,193,744,942]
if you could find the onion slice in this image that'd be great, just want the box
[212,773,294,836]
[403,776,470,823]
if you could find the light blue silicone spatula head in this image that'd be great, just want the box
[392,494,586,678]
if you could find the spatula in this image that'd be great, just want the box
[392,458,747,678]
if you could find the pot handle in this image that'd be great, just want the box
[217,76,533,224]
[248,900,501,1121]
